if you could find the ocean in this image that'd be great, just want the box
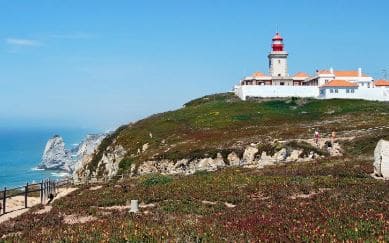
[0,127,93,189]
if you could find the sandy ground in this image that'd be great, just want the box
[0,187,78,224]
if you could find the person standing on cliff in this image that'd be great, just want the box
[314,130,320,147]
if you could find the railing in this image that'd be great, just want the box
[0,173,130,217]
[0,178,71,216]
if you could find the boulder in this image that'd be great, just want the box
[274,148,288,162]
[286,149,302,162]
[227,152,240,166]
[374,139,389,178]
[242,146,258,165]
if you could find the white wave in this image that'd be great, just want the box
[50,172,70,177]
[31,167,45,171]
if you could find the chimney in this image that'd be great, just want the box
[358,67,362,77]
[330,67,334,74]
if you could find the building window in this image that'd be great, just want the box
[320,90,324,95]
[330,89,334,93]
[351,89,355,93]
[278,74,281,77]
[335,89,339,93]
[278,60,281,64]
[346,89,350,93]
[280,82,285,86]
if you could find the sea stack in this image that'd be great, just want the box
[39,135,73,172]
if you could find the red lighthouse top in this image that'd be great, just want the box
[272,32,284,51]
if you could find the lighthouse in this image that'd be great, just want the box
[268,32,288,77]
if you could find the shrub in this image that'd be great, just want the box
[141,174,173,187]
[118,157,133,174]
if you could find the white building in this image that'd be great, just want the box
[234,32,389,101]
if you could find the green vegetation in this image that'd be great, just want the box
[1,157,387,241]
[140,174,172,187]
[90,93,388,173]
[0,94,388,241]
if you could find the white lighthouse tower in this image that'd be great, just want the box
[268,32,288,78]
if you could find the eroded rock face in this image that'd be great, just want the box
[242,146,258,165]
[74,134,107,161]
[96,145,127,178]
[39,135,73,172]
[227,152,240,166]
[78,139,335,180]
[374,139,389,178]
[73,133,108,181]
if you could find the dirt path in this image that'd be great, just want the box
[0,187,78,224]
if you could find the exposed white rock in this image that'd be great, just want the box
[242,146,258,165]
[374,139,389,178]
[76,138,338,180]
[227,152,240,166]
[142,143,149,153]
[259,152,276,166]
[96,145,127,179]
[274,148,288,162]
[39,135,73,172]
[74,134,106,161]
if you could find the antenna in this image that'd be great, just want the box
[276,24,279,33]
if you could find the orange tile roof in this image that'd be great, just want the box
[321,79,358,88]
[317,70,333,75]
[294,72,309,78]
[252,72,266,78]
[334,70,368,77]
[318,70,368,77]
[374,80,389,86]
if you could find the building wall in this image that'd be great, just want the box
[234,85,319,100]
[272,79,294,86]
[319,87,389,101]
[268,52,288,77]
[234,85,389,101]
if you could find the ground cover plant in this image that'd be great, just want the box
[1,154,388,241]
[1,95,388,241]
[89,93,389,175]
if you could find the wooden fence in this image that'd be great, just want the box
[0,178,71,216]
[0,173,130,216]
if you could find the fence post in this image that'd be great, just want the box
[40,180,44,204]
[2,187,6,214]
[44,180,48,204]
[25,182,29,208]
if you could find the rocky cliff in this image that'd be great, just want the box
[72,94,389,181]
[39,133,107,174]
[38,135,73,172]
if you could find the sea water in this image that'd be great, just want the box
[0,127,93,188]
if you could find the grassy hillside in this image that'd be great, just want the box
[1,94,388,241]
[1,158,388,241]
[90,93,389,173]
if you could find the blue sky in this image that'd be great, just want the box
[0,0,388,130]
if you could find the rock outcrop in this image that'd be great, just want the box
[374,139,389,178]
[75,137,340,181]
[136,142,323,176]
[39,135,73,172]
[73,134,107,161]
[39,133,107,174]
[72,134,107,179]
[73,143,126,182]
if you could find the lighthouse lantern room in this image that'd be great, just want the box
[268,32,289,77]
